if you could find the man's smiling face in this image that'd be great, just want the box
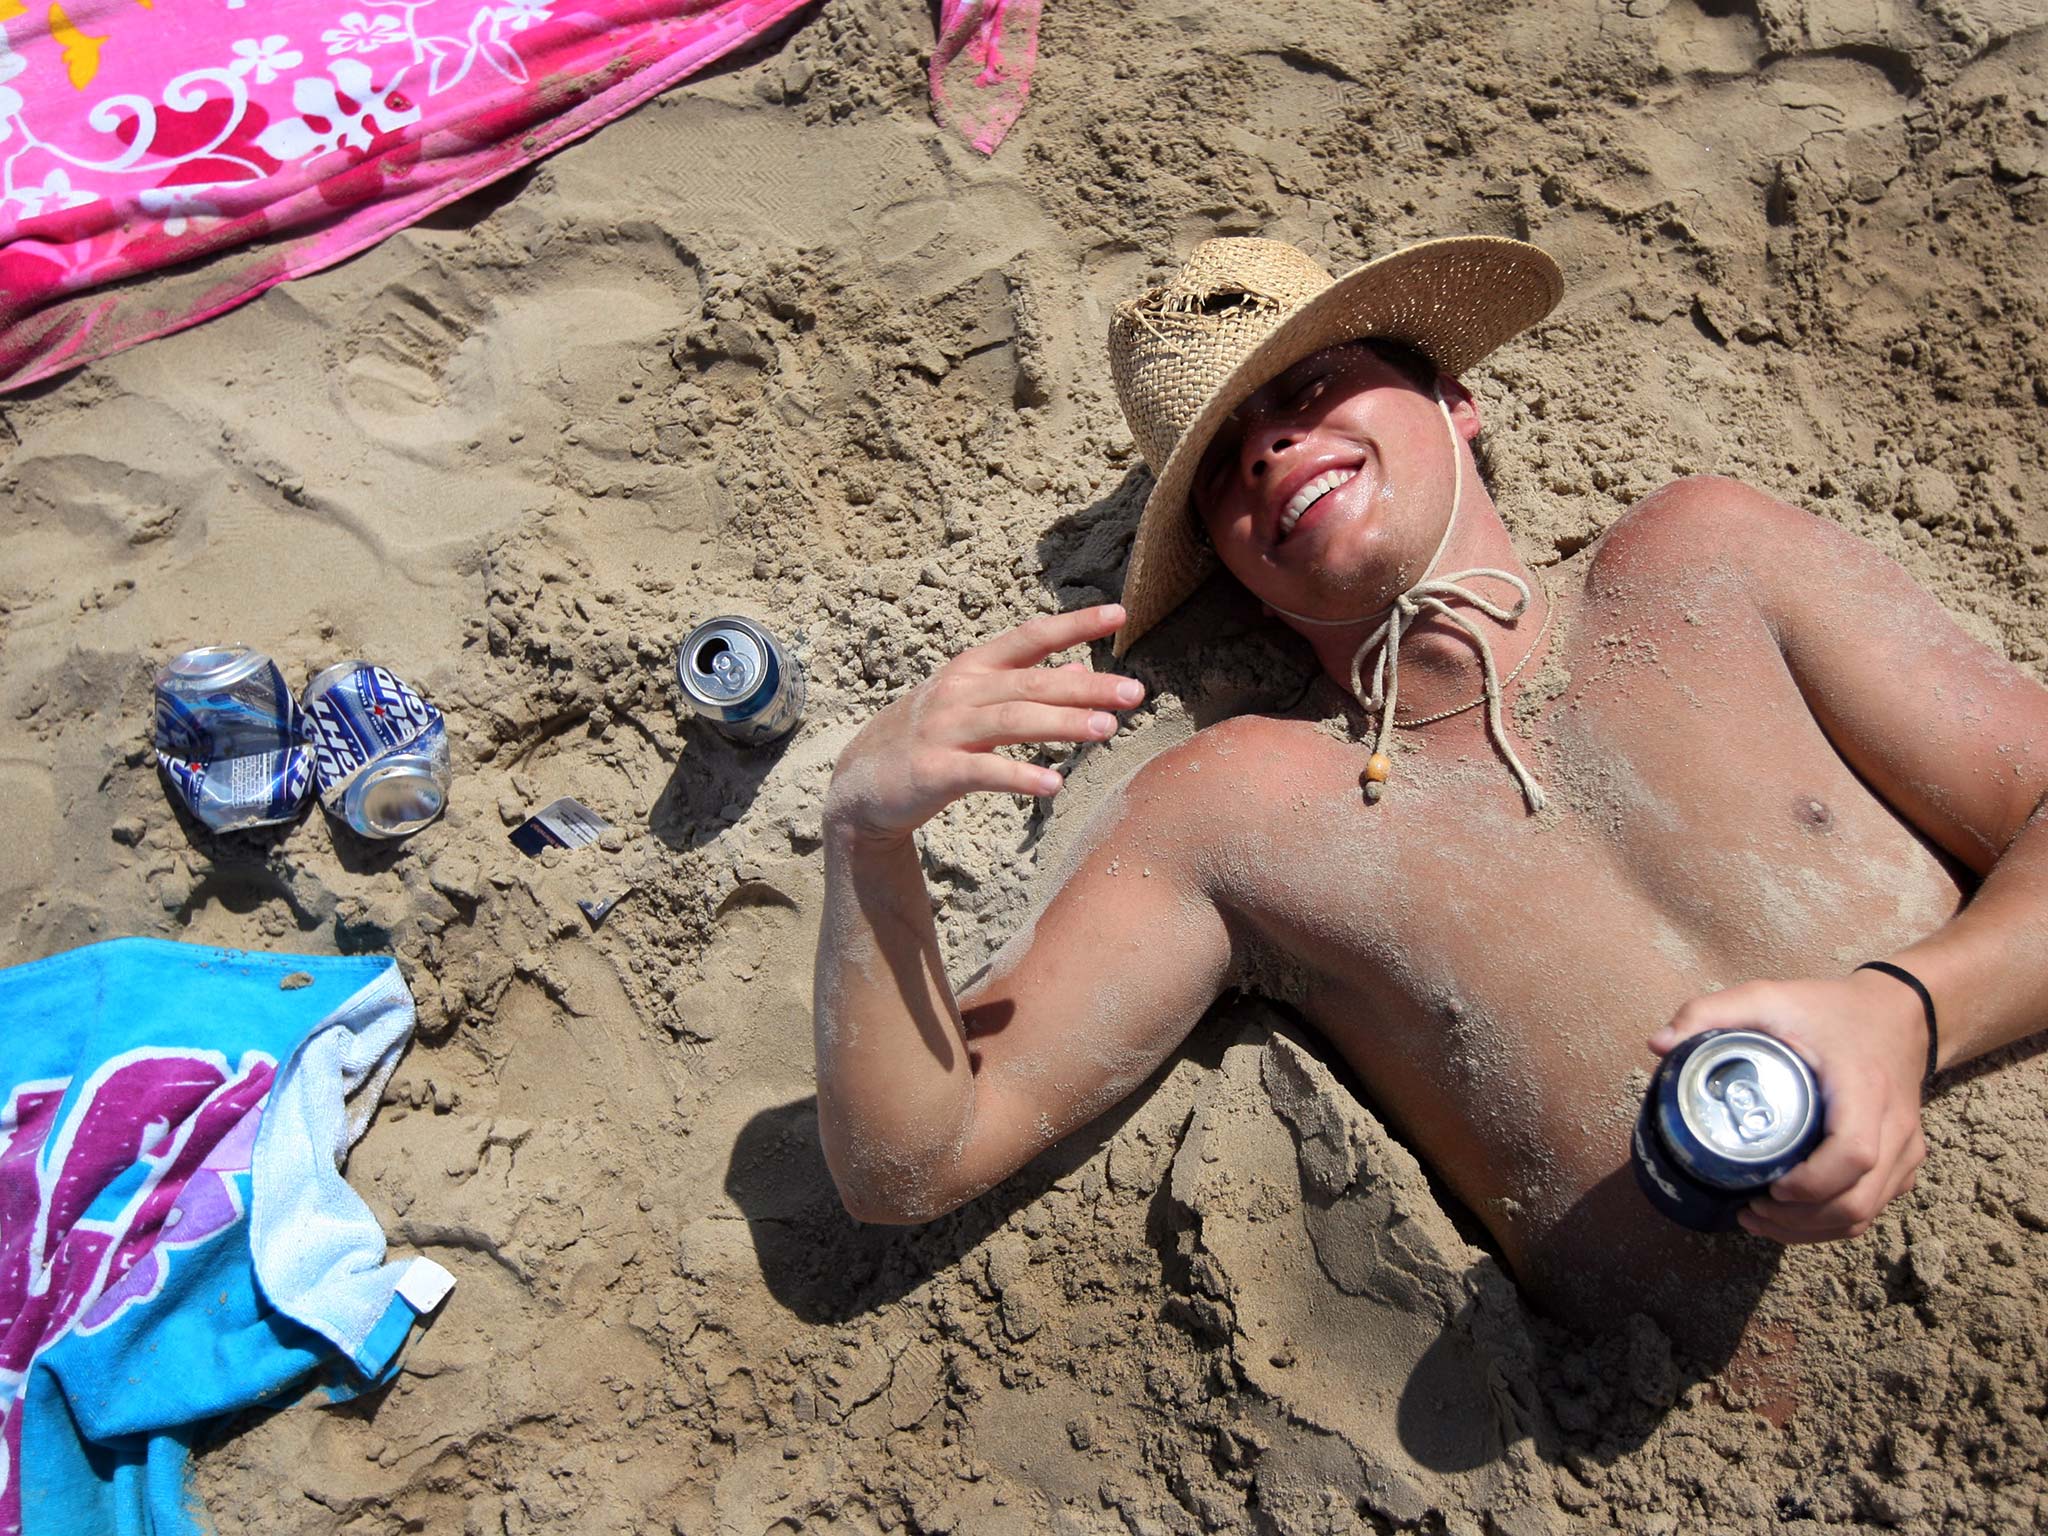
[1190,341,1473,623]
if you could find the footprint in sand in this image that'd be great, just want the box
[338,269,494,449]
[339,261,684,459]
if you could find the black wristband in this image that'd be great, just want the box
[1855,961,1940,1091]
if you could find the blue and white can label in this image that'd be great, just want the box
[300,662,451,838]
[1631,1028,1825,1232]
[152,646,314,833]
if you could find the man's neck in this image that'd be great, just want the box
[1300,483,1550,722]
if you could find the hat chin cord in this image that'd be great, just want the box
[1264,396,1549,812]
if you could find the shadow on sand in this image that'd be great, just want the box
[721,1015,1243,1327]
[646,718,799,851]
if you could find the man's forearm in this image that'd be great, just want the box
[805,605,1144,1219]
[812,819,979,1222]
[1888,790,2048,1072]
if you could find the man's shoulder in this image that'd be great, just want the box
[1589,475,1813,578]
[1129,712,1307,779]
[1118,713,1330,824]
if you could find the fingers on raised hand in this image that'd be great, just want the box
[908,746,1059,802]
[894,606,1145,805]
[973,666,1143,711]
[959,752,1063,798]
[966,604,1127,671]
[959,700,1121,751]
[929,642,1142,751]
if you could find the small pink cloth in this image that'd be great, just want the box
[0,0,816,391]
[929,0,1041,157]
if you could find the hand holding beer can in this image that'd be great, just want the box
[153,646,315,832]
[1631,1028,1824,1232]
[299,662,452,839]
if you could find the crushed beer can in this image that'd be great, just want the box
[299,662,452,839]
[153,646,315,832]
[676,616,805,745]
[1631,1028,1825,1232]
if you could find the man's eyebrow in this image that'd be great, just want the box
[1268,356,1332,399]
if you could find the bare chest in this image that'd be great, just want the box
[1208,583,1964,1268]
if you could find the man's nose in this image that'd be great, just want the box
[1245,427,1297,480]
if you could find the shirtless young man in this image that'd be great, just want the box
[810,236,2048,1341]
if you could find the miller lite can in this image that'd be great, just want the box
[152,646,315,832]
[1632,1029,1825,1232]
[676,616,804,745]
[299,662,451,839]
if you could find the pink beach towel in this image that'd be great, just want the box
[0,0,1047,391]
[930,0,1040,157]
[0,0,816,391]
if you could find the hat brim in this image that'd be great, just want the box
[1111,236,1563,658]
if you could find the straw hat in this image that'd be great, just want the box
[1106,235,1563,656]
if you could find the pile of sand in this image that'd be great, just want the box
[2,0,2044,1529]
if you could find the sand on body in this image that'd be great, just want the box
[2,0,2045,1530]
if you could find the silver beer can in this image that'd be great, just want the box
[152,646,315,832]
[676,616,805,745]
[299,661,452,839]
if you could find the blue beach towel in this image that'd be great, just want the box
[0,938,453,1536]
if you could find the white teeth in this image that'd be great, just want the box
[1277,469,1356,538]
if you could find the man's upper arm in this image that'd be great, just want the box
[1639,478,2048,872]
[944,742,1239,1199]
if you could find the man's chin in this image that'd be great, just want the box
[1272,551,1408,622]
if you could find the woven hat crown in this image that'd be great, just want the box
[1109,239,1335,475]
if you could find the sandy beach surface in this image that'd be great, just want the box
[4,0,2047,1530]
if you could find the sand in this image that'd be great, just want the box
[3,0,2046,1529]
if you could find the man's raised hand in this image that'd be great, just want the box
[822,604,1146,844]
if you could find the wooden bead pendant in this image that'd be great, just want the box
[1363,751,1391,805]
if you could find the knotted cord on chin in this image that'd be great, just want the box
[1347,571,1547,812]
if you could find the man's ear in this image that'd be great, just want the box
[1436,374,1482,440]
